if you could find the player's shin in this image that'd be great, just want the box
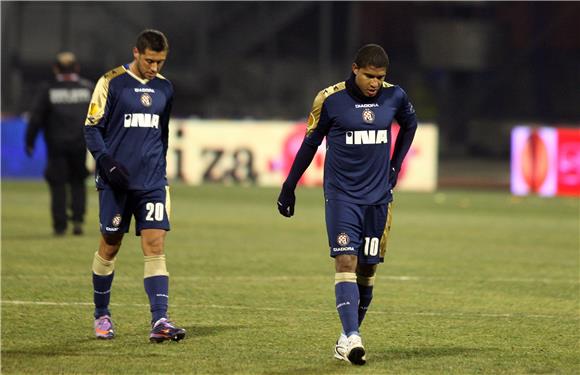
[92,252,115,318]
[335,272,360,337]
[356,274,375,327]
[143,254,170,323]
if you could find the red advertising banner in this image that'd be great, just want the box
[557,128,580,196]
[511,126,580,197]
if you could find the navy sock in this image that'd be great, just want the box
[144,275,169,323]
[358,284,373,327]
[335,275,360,337]
[93,272,114,319]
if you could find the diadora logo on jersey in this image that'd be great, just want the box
[346,130,388,145]
[134,88,155,93]
[362,108,375,124]
[124,113,160,128]
[140,93,153,107]
[355,103,379,108]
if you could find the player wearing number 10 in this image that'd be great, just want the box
[84,29,185,342]
[277,44,417,365]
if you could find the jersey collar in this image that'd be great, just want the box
[345,72,381,103]
[123,64,151,85]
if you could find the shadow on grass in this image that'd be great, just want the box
[266,367,335,375]
[1,325,245,360]
[373,346,494,362]
[265,347,496,375]
[187,324,246,337]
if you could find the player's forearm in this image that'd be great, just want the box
[161,127,169,159]
[283,141,318,190]
[84,125,109,162]
[391,121,417,170]
[160,100,172,158]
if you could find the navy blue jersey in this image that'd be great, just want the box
[305,76,417,205]
[84,64,173,190]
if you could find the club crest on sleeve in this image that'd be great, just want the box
[362,108,375,124]
[140,93,152,107]
[337,232,350,246]
[112,214,122,228]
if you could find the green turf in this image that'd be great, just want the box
[1,181,579,374]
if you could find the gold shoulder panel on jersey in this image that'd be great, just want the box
[307,81,346,135]
[85,66,125,126]
[382,81,394,88]
[103,66,126,81]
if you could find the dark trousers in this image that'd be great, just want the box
[45,144,89,233]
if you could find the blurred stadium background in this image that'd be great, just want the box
[2,1,579,190]
[1,3,579,374]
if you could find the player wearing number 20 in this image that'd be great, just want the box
[277,44,417,365]
[84,29,185,342]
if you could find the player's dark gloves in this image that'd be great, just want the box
[389,167,399,189]
[98,154,130,190]
[277,183,295,217]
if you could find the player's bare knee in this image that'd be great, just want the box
[335,255,357,273]
[99,234,123,259]
[141,237,165,256]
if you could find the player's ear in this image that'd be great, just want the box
[352,63,359,76]
[132,47,140,60]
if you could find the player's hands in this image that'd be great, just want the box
[98,154,130,190]
[389,167,399,189]
[277,183,296,217]
[25,145,34,157]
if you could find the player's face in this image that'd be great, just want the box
[132,47,168,80]
[352,64,387,97]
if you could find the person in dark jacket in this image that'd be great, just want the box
[25,52,94,236]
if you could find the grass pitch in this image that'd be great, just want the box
[1,181,578,374]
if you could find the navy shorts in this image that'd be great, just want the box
[325,199,393,264]
[99,186,171,236]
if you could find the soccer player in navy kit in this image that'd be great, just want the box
[84,29,185,342]
[277,44,417,365]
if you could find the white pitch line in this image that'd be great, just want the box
[1,274,579,284]
[1,300,577,321]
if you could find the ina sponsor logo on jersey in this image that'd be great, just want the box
[124,113,160,128]
[362,108,375,124]
[140,93,153,107]
[346,130,388,145]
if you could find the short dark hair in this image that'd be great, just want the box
[136,29,169,53]
[354,44,389,69]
